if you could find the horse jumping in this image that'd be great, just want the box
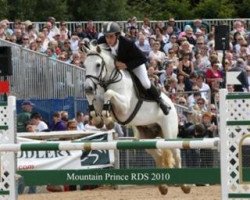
[84,43,191,195]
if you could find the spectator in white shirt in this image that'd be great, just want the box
[30,112,48,132]
[148,41,166,66]
[76,111,86,131]
[196,74,211,101]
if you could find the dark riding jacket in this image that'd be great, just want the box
[98,36,147,70]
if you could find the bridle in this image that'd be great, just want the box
[85,52,122,91]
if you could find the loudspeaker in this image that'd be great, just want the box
[0,46,12,76]
[215,25,230,51]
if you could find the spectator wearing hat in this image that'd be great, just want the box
[167,18,181,36]
[17,101,34,132]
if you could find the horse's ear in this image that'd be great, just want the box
[96,45,101,54]
[81,44,90,54]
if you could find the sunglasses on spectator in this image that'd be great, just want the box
[23,38,29,40]
[36,40,42,43]
[197,43,203,45]
[179,101,186,104]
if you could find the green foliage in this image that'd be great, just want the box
[0,0,9,18]
[0,0,244,21]
[193,0,236,19]
[164,0,194,20]
[34,0,68,21]
[67,0,128,21]
[236,0,250,18]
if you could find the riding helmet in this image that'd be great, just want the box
[103,22,121,35]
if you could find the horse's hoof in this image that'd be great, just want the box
[158,185,168,195]
[181,185,191,194]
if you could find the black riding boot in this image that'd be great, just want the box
[147,85,171,115]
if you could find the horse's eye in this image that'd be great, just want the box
[96,63,101,68]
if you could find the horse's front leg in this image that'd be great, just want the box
[102,89,129,129]
[85,93,104,129]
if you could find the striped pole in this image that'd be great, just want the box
[0,138,220,152]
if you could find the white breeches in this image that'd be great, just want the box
[132,64,151,89]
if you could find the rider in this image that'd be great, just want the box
[97,21,170,115]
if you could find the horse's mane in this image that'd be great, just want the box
[88,41,115,60]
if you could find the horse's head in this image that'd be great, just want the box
[84,43,118,128]
[84,43,116,95]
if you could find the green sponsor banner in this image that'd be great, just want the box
[18,168,221,186]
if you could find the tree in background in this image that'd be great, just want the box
[67,0,128,21]
[193,0,236,19]
[5,0,68,21]
[0,0,245,21]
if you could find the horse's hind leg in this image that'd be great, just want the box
[146,149,174,195]
[160,114,191,194]
[172,148,191,194]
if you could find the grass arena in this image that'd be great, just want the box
[1,90,250,200]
